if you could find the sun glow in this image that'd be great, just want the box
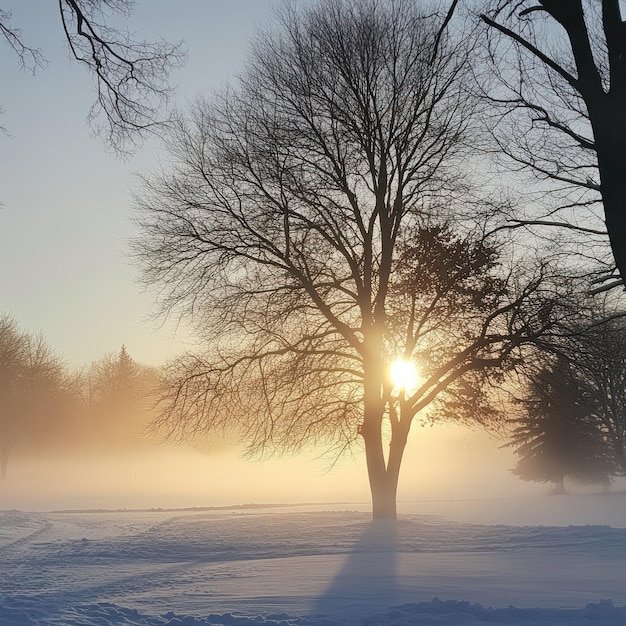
[390,359,420,392]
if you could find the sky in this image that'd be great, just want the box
[1,0,276,368]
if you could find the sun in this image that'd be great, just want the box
[390,359,419,392]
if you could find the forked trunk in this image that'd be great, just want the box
[361,344,409,520]
[363,423,408,520]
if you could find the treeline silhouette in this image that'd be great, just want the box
[0,314,161,480]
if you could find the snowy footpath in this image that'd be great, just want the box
[2,502,626,625]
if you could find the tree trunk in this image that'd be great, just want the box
[363,418,408,520]
[370,474,399,519]
[362,420,397,519]
[587,98,626,280]
[360,340,410,520]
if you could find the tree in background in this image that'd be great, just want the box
[1,1,185,151]
[507,356,615,493]
[558,316,626,471]
[92,345,139,410]
[0,317,164,477]
[75,345,158,447]
[479,1,626,289]
[135,0,571,519]
[0,315,25,479]
[0,315,68,479]
[506,295,626,491]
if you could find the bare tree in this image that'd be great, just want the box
[0,315,67,480]
[0,314,25,479]
[135,0,570,519]
[479,1,626,290]
[1,1,185,151]
[71,345,160,449]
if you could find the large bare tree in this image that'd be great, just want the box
[1,1,185,151]
[479,1,626,291]
[135,0,569,519]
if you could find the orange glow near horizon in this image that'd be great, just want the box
[0,426,533,513]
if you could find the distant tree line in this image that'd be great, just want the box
[0,314,160,480]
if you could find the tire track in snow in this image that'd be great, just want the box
[0,511,52,556]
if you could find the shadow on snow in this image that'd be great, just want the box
[311,519,400,618]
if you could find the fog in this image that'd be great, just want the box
[0,325,558,517]
[0,425,557,515]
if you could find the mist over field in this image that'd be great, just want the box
[0,424,605,520]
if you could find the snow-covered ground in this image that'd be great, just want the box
[2,498,626,625]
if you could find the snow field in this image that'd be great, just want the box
[1,504,626,625]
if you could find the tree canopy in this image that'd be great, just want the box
[0,314,68,479]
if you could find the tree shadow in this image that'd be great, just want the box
[311,519,400,618]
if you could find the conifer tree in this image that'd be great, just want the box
[507,357,615,492]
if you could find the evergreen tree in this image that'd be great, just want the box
[507,357,615,492]
[82,345,158,447]
[571,320,626,471]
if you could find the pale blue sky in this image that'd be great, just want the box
[1,0,276,367]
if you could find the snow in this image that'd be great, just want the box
[2,501,626,625]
